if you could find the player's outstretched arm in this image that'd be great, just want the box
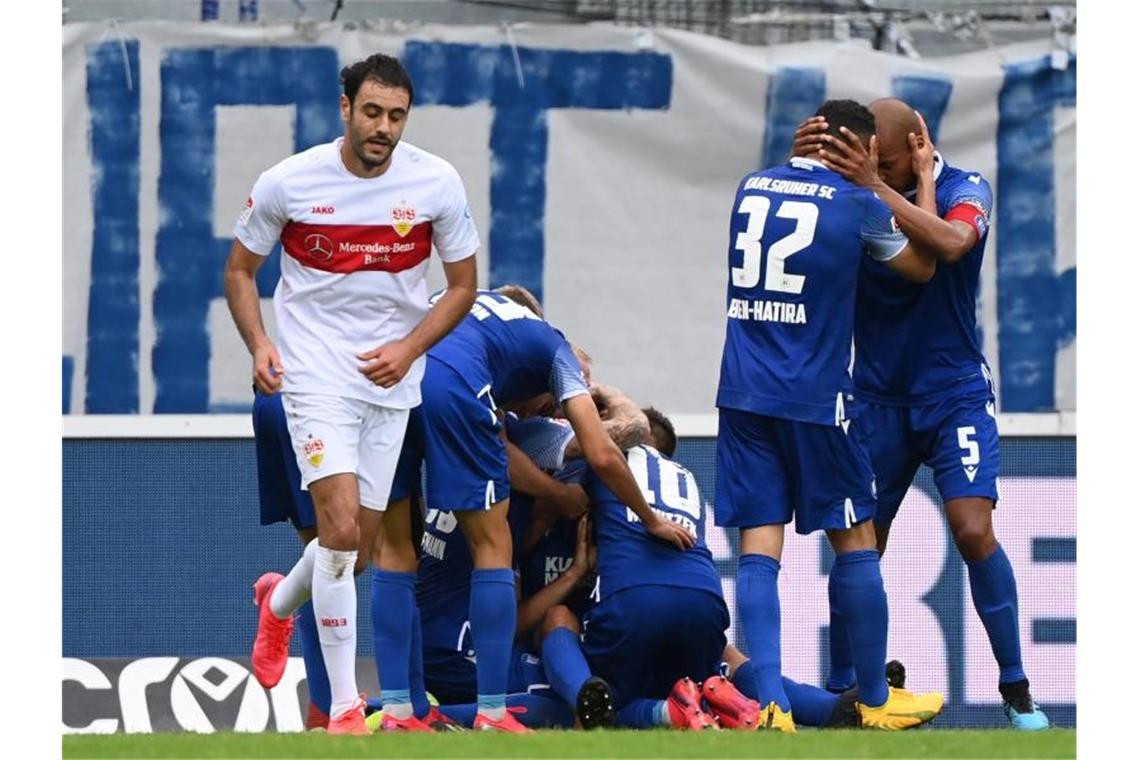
[820,126,978,264]
[358,254,478,388]
[564,384,650,458]
[503,431,589,520]
[562,394,695,551]
[224,239,282,395]
[515,516,593,637]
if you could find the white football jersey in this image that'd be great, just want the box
[235,138,479,408]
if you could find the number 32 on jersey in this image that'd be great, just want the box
[732,197,819,295]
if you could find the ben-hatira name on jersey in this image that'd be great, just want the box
[726,297,808,325]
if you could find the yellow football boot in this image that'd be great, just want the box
[760,701,797,733]
[857,687,944,730]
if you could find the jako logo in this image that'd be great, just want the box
[311,206,334,215]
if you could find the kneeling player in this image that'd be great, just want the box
[535,412,853,731]
[382,289,693,732]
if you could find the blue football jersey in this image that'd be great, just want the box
[428,290,589,407]
[586,445,722,600]
[504,415,595,616]
[853,156,995,404]
[716,158,908,426]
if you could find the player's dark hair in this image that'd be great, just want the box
[814,99,876,148]
[643,407,677,457]
[340,54,415,106]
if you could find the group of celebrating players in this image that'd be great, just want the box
[223,52,1051,734]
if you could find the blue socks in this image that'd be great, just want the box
[541,627,591,708]
[470,568,517,714]
[966,544,1026,685]
[827,568,856,692]
[410,605,431,719]
[782,676,840,727]
[617,699,669,728]
[736,553,790,711]
[297,600,331,716]
[372,570,416,716]
[831,549,889,707]
[731,659,838,727]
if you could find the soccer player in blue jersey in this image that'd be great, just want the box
[378,289,694,732]
[251,391,332,730]
[808,97,1049,730]
[531,408,875,731]
[715,99,945,731]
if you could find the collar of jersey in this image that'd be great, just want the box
[904,151,945,199]
[788,156,827,170]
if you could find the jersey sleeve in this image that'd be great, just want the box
[432,167,481,263]
[549,340,590,404]
[860,191,909,262]
[942,173,994,240]
[505,415,576,473]
[233,169,288,256]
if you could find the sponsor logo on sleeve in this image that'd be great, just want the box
[238,196,254,225]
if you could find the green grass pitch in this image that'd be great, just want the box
[64,728,1075,759]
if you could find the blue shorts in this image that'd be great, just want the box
[423,643,549,705]
[252,391,316,531]
[389,357,511,512]
[863,392,1001,526]
[715,408,877,535]
[582,585,728,707]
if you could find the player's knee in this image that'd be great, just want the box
[950,514,997,562]
[378,534,418,572]
[320,514,359,552]
[541,605,580,638]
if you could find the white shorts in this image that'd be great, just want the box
[282,392,410,511]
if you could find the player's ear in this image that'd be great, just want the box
[339,94,351,123]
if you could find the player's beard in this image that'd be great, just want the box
[352,128,396,171]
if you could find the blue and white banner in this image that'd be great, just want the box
[63,21,1076,416]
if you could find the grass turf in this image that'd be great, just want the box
[64,728,1075,759]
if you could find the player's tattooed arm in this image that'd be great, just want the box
[562,394,695,551]
[820,124,977,264]
[564,384,650,458]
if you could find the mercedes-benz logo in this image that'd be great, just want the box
[304,233,333,262]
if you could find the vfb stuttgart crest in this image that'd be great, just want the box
[304,436,325,468]
[392,204,416,237]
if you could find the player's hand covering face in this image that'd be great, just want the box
[908,110,936,179]
[819,127,881,188]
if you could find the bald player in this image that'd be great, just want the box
[792,98,1048,730]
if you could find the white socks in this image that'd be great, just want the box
[268,538,318,619]
[313,545,360,718]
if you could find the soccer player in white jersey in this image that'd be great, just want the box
[223,54,479,735]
